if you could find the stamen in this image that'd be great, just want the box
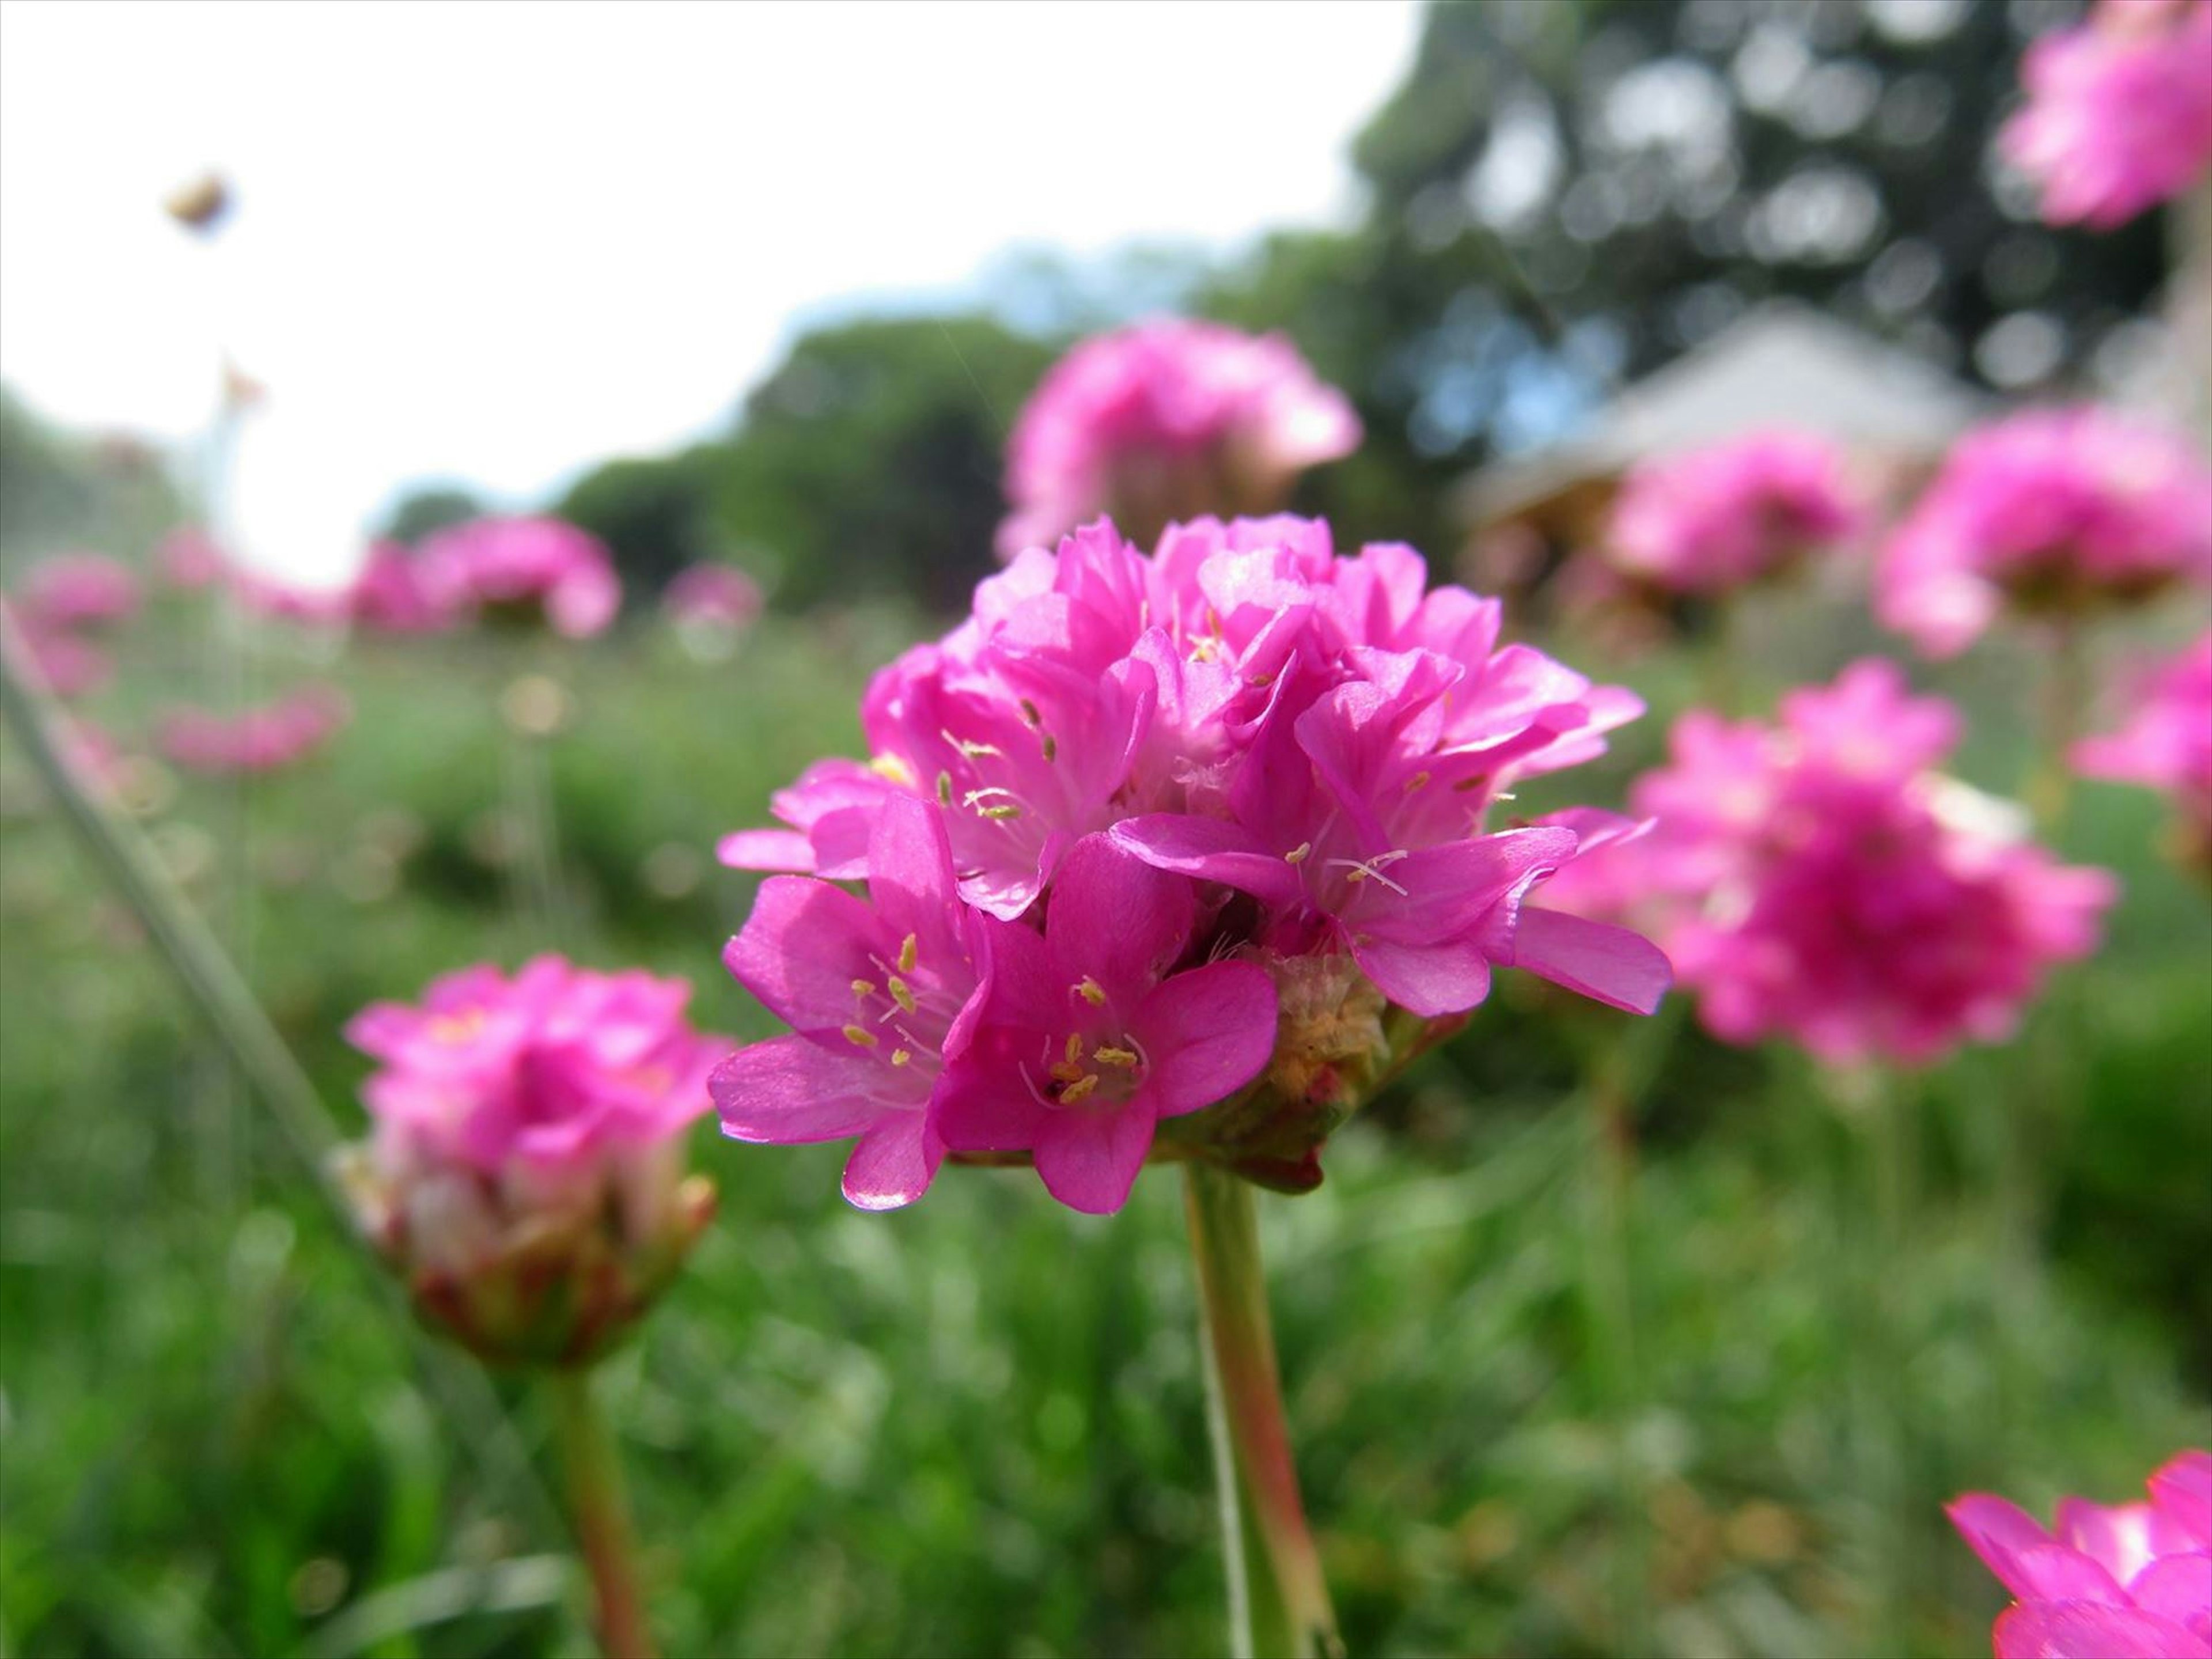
[897,934,919,973]
[1048,1060,1088,1086]
[1093,1044,1140,1068]
[1284,842,1312,864]
[937,771,953,806]
[887,975,918,1014]
[1325,855,1410,897]
[890,1048,912,1067]
[850,978,877,997]
[1075,976,1107,1006]
[979,805,1022,820]
[1404,771,1432,793]
[1058,1073,1100,1104]
[1064,1032,1084,1067]
[1018,698,1042,728]
[842,1024,879,1050]
[1040,734,1058,763]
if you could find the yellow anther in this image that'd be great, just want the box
[869,753,918,789]
[1453,776,1487,793]
[851,978,877,997]
[888,975,917,1014]
[937,771,954,806]
[1284,842,1312,865]
[1405,770,1432,793]
[897,933,919,974]
[1018,698,1042,728]
[1093,1045,1140,1068]
[1058,1073,1101,1104]
[1049,1060,1088,1086]
[1344,866,1368,883]
[980,804,1022,820]
[890,1048,912,1067]
[1040,734,1058,762]
[955,738,1002,759]
[1064,1032,1084,1066]
[842,1024,879,1050]
[1075,976,1107,1006]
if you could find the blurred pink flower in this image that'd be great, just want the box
[157,527,228,589]
[1877,407,2212,657]
[663,562,763,630]
[231,566,356,626]
[343,956,728,1365]
[416,516,621,638]
[2074,631,2212,873]
[1547,660,2115,1066]
[18,552,141,627]
[350,540,459,634]
[157,684,351,774]
[2,599,112,696]
[997,320,1361,559]
[1949,1448,2212,1659]
[1603,430,1865,596]
[2002,0,2212,229]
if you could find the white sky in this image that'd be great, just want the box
[0,0,1421,585]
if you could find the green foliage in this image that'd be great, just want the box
[0,387,187,572]
[378,486,489,547]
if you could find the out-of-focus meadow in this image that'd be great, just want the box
[4,3,2210,1657]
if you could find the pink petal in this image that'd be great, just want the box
[840,1114,943,1211]
[722,877,882,1032]
[2152,1454,2212,1550]
[1349,932,1493,1019]
[716,828,815,871]
[1993,1601,2211,1659]
[1950,1497,2074,1602]
[1045,836,1196,1006]
[2128,1554,2212,1629]
[1133,961,1279,1118]
[710,1036,906,1145]
[934,1055,1051,1153]
[1032,1098,1160,1215]
[1510,908,1672,1014]
[1109,815,1301,906]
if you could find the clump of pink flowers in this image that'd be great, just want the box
[1877,407,2212,657]
[350,540,460,634]
[997,321,1362,560]
[16,552,141,627]
[2002,0,2212,229]
[415,516,622,638]
[1539,660,2113,1065]
[664,562,763,631]
[2074,631,2212,875]
[714,515,1668,1214]
[1603,430,1865,597]
[157,684,351,775]
[1949,1448,2212,1659]
[340,957,728,1366]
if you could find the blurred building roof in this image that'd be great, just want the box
[1459,302,1990,531]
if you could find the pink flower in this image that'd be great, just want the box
[350,540,459,634]
[343,956,728,1365]
[712,794,987,1211]
[1602,430,1865,596]
[1878,407,2212,657]
[415,516,622,638]
[714,514,1668,1210]
[939,836,1279,1214]
[663,563,763,630]
[157,684,351,774]
[2,599,111,697]
[231,566,356,626]
[2074,631,2212,873]
[998,320,1361,559]
[2002,0,2212,230]
[1554,660,2114,1065]
[157,527,228,589]
[18,552,141,627]
[1949,1449,2212,1659]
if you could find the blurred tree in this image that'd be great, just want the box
[555,452,723,599]
[377,483,487,546]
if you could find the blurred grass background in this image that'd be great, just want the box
[2,582,2206,1658]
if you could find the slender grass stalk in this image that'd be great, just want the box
[548,1369,658,1659]
[0,616,559,1539]
[2026,620,2086,837]
[1583,1051,1650,1658]
[1183,1164,1341,1659]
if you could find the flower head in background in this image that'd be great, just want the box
[1949,1448,2212,1659]
[157,684,351,774]
[350,540,460,634]
[997,320,1361,559]
[1602,430,1865,597]
[416,516,622,638]
[664,563,763,630]
[2075,631,2212,876]
[2002,0,2212,229]
[342,956,726,1367]
[157,527,228,590]
[1877,407,2212,657]
[17,553,141,627]
[716,515,1667,1211]
[1546,661,2114,1066]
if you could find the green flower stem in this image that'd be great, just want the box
[550,1368,658,1659]
[0,617,559,1538]
[1184,1164,1342,1659]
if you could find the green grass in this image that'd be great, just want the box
[2,596,2206,1657]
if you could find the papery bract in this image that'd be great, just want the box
[1877,407,2212,657]
[2002,0,2212,229]
[998,321,1360,559]
[1949,1448,2212,1659]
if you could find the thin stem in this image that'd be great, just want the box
[549,1369,658,1659]
[2027,621,2086,838]
[1183,1164,1341,1659]
[0,616,560,1539]
[1583,1049,1651,1657]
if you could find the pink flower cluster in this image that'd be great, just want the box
[2002,0,2212,230]
[343,957,727,1365]
[998,320,1361,559]
[3,553,141,696]
[663,562,764,630]
[2075,631,2212,873]
[714,516,1668,1215]
[1950,1449,2212,1659]
[1603,430,1865,596]
[157,684,351,775]
[351,540,460,634]
[1878,407,2212,657]
[1539,661,2113,1066]
[414,516,621,638]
